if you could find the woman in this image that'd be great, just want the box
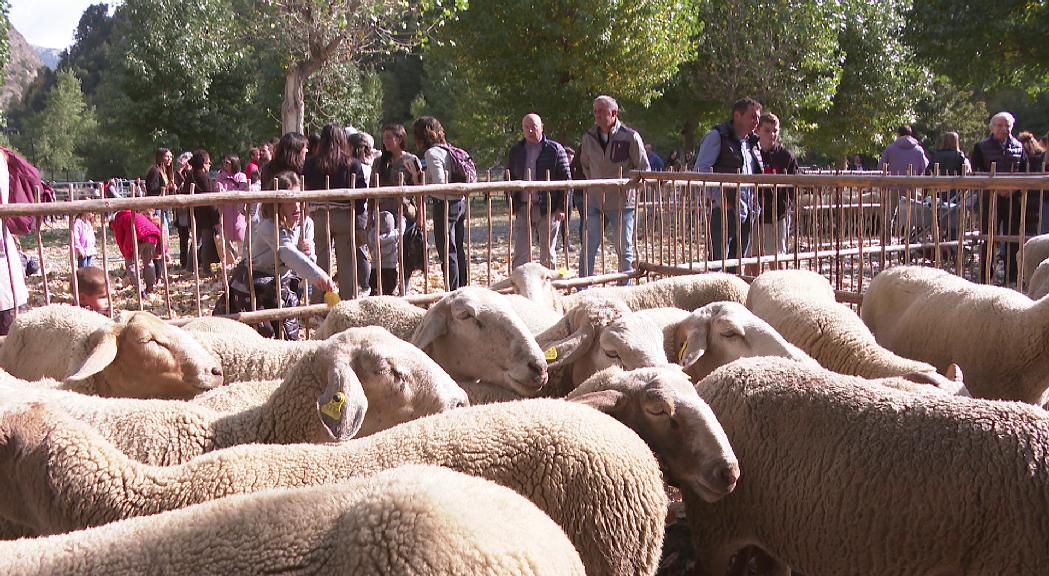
[1019,131,1049,233]
[302,123,368,299]
[144,147,176,275]
[215,154,248,265]
[186,150,222,273]
[414,116,466,290]
[217,171,334,340]
[173,151,194,268]
[373,123,423,294]
[260,132,308,185]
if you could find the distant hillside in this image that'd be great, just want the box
[33,46,62,70]
[2,26,46,109]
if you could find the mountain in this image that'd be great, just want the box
[33,46,62,70]
[2,26,47,109]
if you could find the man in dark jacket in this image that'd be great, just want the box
[971,111,1031,285]
[693,98,764,267]
[507,113,571,269]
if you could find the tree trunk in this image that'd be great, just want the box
[282,64,307,135]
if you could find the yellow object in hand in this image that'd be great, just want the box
[320,392,345,421]
[558,267,569,278]
[324,290,341,307]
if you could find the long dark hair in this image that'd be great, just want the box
[154,147,174,185]
[260,132,307,185]
[189,150,211,171]
[412,116,446,151]
[314,123,351,176]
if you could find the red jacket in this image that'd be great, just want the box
[110,210,162,259]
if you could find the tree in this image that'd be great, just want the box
[304,61,384,134]
[419,0,696,166]
[61,3,116,101]
[905,1,1049,93]
[0,0,9,75]
[912,76,988,154]
[22,70,98,177]
[239,0,426,135]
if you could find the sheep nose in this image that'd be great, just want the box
[528,360,545,377]
[210,366,223,377]
[450,398,467,409]
[719,462,741,490]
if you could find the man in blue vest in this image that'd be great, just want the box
[693,98,764,270]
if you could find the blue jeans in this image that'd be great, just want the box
[77,256,92,268]
[709,208,752,269]
[579,206,635,285]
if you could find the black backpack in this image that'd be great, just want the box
[436,144,478,183]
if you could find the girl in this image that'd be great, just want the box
[218,171,334,340]
[215,154,248,266]
[109,208,162,296]
[72,211,97,268]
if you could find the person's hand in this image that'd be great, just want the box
[315,272,336,293]
[299,238,312,256]
[551,210,565,222]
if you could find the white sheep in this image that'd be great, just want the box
[1026,257,1049,300]
[313,296,425,341]
[0,305,223,399]
[862,265,1049,404]
[686,357,1049,575]
[0,399,668,576]
[181,316,266,340]
[1021,232,1049,285]
[561,271,750,311]
[747,269,946,380]
[567,366,739,503]
[490,262,564,310]
[0,465,585,575]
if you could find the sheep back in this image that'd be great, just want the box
[314,297,425,340]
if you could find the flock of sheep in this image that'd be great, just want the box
[0,240,1047,575]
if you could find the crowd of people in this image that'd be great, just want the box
[40,96,1049,338]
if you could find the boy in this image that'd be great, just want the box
[74,266,111,317]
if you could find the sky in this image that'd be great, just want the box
[9,0,117,50]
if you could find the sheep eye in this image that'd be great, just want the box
[604,349,620,359]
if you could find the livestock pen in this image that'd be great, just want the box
[3,169,1047,335]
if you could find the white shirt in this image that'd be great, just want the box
[0,150,28,310]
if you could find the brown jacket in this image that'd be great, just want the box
[579,121,650,210]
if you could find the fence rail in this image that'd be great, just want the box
[8,171,1048,336]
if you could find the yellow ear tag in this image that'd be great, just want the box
[678,340,688,363]
[320,392,345,421]
[324,290,341,308]
[544,347,558,361]
[558,266,569,278]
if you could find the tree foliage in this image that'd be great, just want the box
[420,0,697,165]
[905,1,1049,93]
[0,0,9,76]
[21,70,97,176]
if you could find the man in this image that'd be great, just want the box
[879,125,929,176]
[507,113,571,269]
[693,97,764,266]
[755,113,799,266]
[971,111,1031,285]
[645,144,665,172]
[578,95,650,283]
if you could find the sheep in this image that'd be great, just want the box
[0,465,586,575]
[1020,232,1049,284]
[0,327,468,465]
[0,305,223,399]
[0,399,668,576]
[1027,257,1049,300]
[490,262,564,310]
[567,366,739,503]
[503,293,563,335]
[561,271,750,312]
[314,296,425,341]
[533,297,633,398]
[181,316,266,340]
[190,332,320,383]
[862,265,1049,404]
[685,357,1049,576]
[747,269,946,380]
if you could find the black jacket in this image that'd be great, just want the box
[757,144,798,222]
[507,136,571,214]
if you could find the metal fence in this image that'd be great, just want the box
[3,170,1047,336]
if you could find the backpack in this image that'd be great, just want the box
[436,144,478,184]
[402,222,426,276]
[2,147,55,236]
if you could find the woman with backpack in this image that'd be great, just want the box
[413,116,467,290]
[303,123,369,299]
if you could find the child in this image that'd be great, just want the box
[367,210,403,295]
[73,265,111,317]
[109,208,162,297]
[216,171,334,339]
[72,212,97,268]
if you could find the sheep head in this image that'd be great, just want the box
[342,327,467,437]
[0,402,59,532]
[542,298,633,391]
[491,263,563,310]
[65,312,224,399]
[676,302,811,382]
[413,287,547,396]
[569,367,739,503]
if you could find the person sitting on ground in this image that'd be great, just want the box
[215,171,335,340]
[73,266,111,317]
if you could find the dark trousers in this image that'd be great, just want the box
[177,224,191,269]
[709,208,752,270]
[431,197,467,290]
[980,193,1038,283]
[369,268,399,295]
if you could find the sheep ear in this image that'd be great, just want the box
[65,325,120,381]
[570,389,624,414]
[642,384,676,418]
[546,322,597,368]
[678,322,709,369]
[713,313,746,339]
[945,363,963,382]
[412,300,449,350]
[489,277,513,291]
[319,363,368,441]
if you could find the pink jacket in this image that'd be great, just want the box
[110,210,162,259]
